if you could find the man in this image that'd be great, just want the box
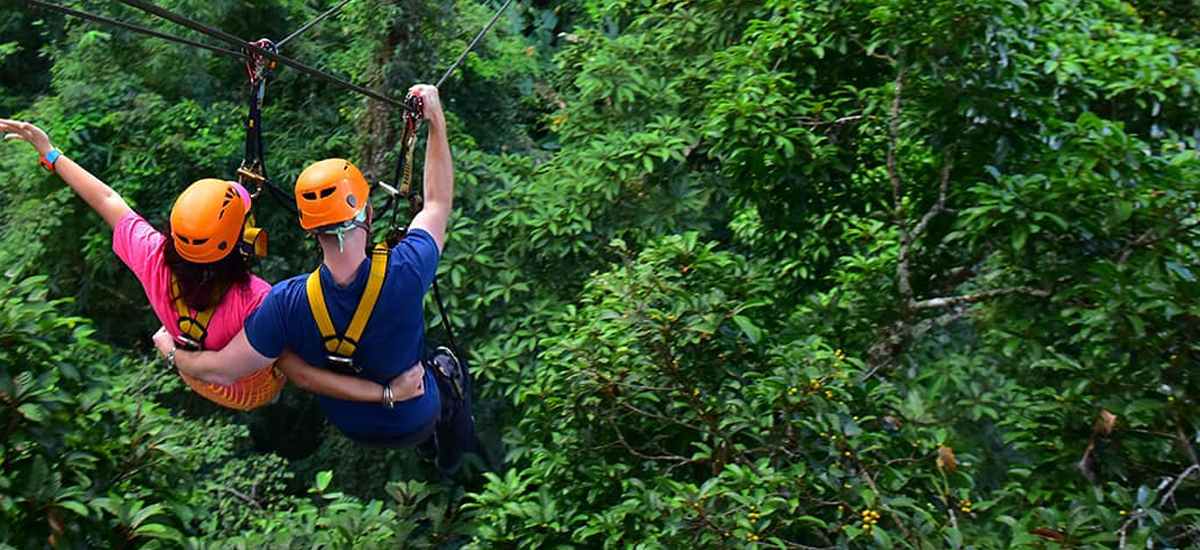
[155,84,477,468]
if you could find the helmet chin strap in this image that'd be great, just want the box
[318,209,370,253]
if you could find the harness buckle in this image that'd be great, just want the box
[327,355,361,373]
[386,225,408,248]
[237,163,268,196]
[175,335,201,352]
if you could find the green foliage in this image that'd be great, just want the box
[3,0,1200,548]
[0,276,194,548]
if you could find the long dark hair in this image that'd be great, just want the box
[162,226,251,311]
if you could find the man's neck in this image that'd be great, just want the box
[319,234,368,288]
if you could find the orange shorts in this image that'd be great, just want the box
[180,364,285,410]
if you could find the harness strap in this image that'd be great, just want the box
[170,275,217,350]
[241,212,268,258]
[306,243,391,370]
[382,93,425,247]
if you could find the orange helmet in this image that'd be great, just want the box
[295,158,370,231]
[170,179,248,263]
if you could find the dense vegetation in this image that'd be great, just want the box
[2,0,1198,548]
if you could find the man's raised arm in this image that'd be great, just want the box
[406,84,453,252]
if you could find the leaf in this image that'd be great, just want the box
[1165,262,1195,282]
[1011,228,1028,251]
[56,500,90,517]
[1170,150,1195,165]
[316,470,333,492]
[129,503,166,529]
[732,315,762,344]
[17,403,45,423]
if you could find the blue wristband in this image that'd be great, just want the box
[40,149,61,172]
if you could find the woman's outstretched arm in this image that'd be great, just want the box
[1,118,131,228]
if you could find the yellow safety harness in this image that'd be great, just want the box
[171,275,217,350]
[169,274,285,410]
[306,243,390,372]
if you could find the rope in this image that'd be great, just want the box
[113,0,410,109]
[435,0,516,88]
[278,0,354,47]
[431,276,464,370]
[13,0,243,59]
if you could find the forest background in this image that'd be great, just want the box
[1,0,1198,548]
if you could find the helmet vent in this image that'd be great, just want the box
[319,187,336,198]
[218,242,227,251]
[179,236,191,244]
[192,238,209,246]
[302,191,317,200]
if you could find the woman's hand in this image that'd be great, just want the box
[0,118,53,157]
[389,363,426,402]
[152,326,174,359]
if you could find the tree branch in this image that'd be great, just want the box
[1172,407,1199,468]
[618,400,704,432]
[1159,464,1199,506]
[1117,465,1200,549]
[910,146,956,243]
[889,63,912,300]
[1117,213,1200,264]
[605,417,697,465]
[796,114,865,127]
[910,287,1051,309]
[219,486,264,510]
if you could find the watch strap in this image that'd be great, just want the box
[40,149,61,172]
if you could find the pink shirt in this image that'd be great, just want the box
[112,211,271,350]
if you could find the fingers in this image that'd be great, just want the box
[390,363,427,400]
[0,120,26,133]
[151,327,174,358]
[5,134,20,140]
[406,84,442,118]
[411,365,425,396]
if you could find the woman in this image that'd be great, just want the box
[2,118,424,409]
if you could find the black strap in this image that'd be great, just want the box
[241,39,275,183]
[431,277,464,370]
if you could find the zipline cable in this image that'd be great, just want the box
[13,0,243,59]
[380,0,517,220]
[435,0,515,88]
[278,0,354,48]
[113,0,410,109]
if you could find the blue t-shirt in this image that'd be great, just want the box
[245,229,441,439]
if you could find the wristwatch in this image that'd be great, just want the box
[166,346,177,370]
[382,384,395,409]
[40,149,61,172]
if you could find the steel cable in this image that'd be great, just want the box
[278,0,354,47]
[114,0,409,108]
[13,0,243,59]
